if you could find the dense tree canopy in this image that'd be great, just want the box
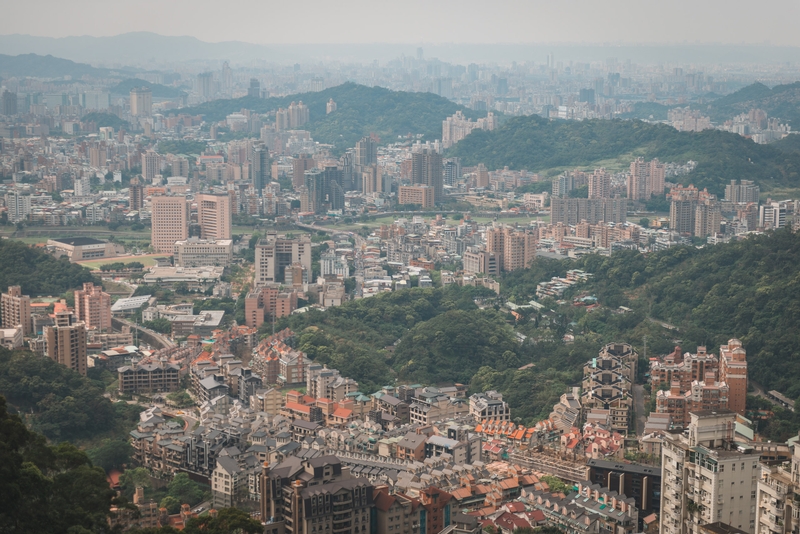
[0,240,97,296]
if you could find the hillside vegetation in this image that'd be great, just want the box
[449,115,800,194]
[704,82,800,126]
[178,82,485,151]
[0,240,97,296]
[111,78,186,98]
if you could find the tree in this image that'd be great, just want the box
[540,475,571,494]
[86,438,133,472]
[639,217,650,228]
[167,472,203,506]
[119,467,152,499]
[174,282,190,295]
[183,507,263,534]
[160,495,182,514]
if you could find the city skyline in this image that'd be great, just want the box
[2,0,800,47]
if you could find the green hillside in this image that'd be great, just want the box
[704,82,800,126]
[448,115,800,195]
[0,240,97,296]
[110,78,186,98]
[0,53,108,78]
[177,82,485,151]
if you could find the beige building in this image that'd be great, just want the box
[0,326,23,349]
[660,410,759,534]
[196,193,232,240]
[74,282,111,332]
[398,185,434,208]
[130,87,152,117]
[175,238,233,267]
[150,195,189,254]
[250,387,284,414]
[1,285,32,336]
[117,361,180,394]
[45,312,87,376]
[254,232,312,285]
[755,438,800,534]
[47,237,117,262]
[142,150,160,182]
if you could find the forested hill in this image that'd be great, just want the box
[0,240,97,296]
[178,83,485,151]
[704,81,800,126]
[448,115,800,195]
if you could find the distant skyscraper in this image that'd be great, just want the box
[129,177,144,212]
[252,146,270,193]
[248,78,261,98]
[130,87,152,117]
[197,72,215,99]
[1,90,18,116]
[292,154,315,190]
[411,147,443,202]
[150,195,189,254]
[141,151,159,182]
[221,61,233,94]
[196,194,232,241]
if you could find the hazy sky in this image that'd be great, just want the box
[3,0,800,46]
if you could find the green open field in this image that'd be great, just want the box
[77,254,162,270]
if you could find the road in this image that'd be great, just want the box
[114,316,176,349]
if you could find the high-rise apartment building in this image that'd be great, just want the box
[1,90,18,116]
[355,136,378,169]
[142,151,160,182]
[291,154,314,190]
[361,164,382,194]
[1,286,32,337]
[254,233,312,285]
[411,147,443,202]
[719,339,748,416]
[755,439,800,534]
[130,87,152,117]
[252,146,270,193]
[725,180,760,204]
[196,194,232,241]
[5,192,31,223]
[150,196,189,254]
[550,198,627,225]
[694,202,722,238]
[475,163,490,189]
[301,166,343,214]
[485,225,537,273]
[45,312,88,376]
[129,177,145,212]
[326,98,337,114]
[660,410,759,534]
[627,158,665,201]
[588,168,611,199]
[74,282,111,332]
[398,185,435,208]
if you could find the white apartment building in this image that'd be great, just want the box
[755,438,800,534]
[660,410,759,534]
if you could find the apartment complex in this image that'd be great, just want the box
[150,195,189,254]
[550,198,628,225]
[398,185,435,208]
[1,285,32,336]
[44,311,87,376]
[627,157,665,201]
[411,147,443,202]
[660,410,760,534]
[117,361,181,394]
[485,224,537,273]
[74,282,111,332]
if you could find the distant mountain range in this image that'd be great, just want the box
[2,33,800,66]
[0,53,115,79]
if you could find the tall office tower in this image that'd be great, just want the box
[340,150,355,191]
[142,150,160,182]
[129,177,144,212]
[129,87,152,117]
[252,146,270,194]
[150,195,189,254]
[588,168,611,199]
[660,410,759,534]
[1,90,18,115]
[196,193,232,240]
[247,78,261,98]
[1,285,32,336]
[254,232,312,285]
[355,136,378,169]
[724,179,760,203]
[302,169,325,213]
[292,153,315,190]
[694,201,722,237]
[411,147,443,202]
[719,339,748,416]
[362,163,381,194]
[221,61,233,94]
[444,158,461,186]
[4,192,31,223]
[74,282,111,332]
[627,157,648,201]
[45,312,88,376]
[326,98,337,114]
[197,72,215,99]
[648,158,665,197]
